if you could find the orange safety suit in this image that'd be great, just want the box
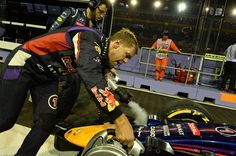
[151,38,180,80]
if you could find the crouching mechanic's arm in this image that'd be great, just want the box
[104,113,135,148]
[114,114,135,148]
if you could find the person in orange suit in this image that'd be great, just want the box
[151,30,181,81]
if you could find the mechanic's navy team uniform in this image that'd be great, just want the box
[48,0,103,32]
[49,7,93,32]
[49,8,92,123]
[0,26,122,155]
[48,0,111,124]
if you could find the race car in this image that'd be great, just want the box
[54,100,236,156]
[54,78,236,155]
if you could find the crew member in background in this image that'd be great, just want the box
[220,43,236,93]
[48,0,113,125]
[151,30,181,81]
[48,0,110,31]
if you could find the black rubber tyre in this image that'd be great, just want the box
[160,99,214,124]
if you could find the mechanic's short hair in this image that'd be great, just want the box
[162,30,169,36]
[88,0,111,10]
[100,0,111,8]
[110,28,139,53]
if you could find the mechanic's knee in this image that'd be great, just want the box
[38,114,57,133]
[0,118,16,132]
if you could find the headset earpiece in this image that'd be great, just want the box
[88,0,102,11]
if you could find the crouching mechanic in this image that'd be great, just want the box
[0,27,138,155]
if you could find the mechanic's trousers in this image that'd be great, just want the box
[155,57,168,80]
[55,73,81,126]
[0,47,77,156]
[220,61,236,91]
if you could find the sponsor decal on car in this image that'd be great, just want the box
[163,125,170,136]
[137,126,144,137]
[215,127,236,137]
[176,124,185,136]
[188,123,201,136]
[150,126,156,137]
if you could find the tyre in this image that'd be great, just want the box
[160,99,214,124]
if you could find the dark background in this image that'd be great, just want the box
[0,0,236,54]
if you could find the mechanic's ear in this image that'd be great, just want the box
[113,39,121,49]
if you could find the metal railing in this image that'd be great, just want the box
[0,41,225,87]
[139,47,225,86]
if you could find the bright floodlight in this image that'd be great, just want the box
[205,7,209,12]
[178,2,187,12]
[232,8,236,16]
[109,0,115,4]
[154,1,161,8]
[131,0,137,6]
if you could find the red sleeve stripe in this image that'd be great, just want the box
[22,33,71,55]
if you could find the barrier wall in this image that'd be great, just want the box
[117,47,224,87]
[0,42,235,109]
[116,47,235,109]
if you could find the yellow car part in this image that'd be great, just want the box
[64,125,107,148]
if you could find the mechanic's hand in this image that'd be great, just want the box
[114,114,135,148]
[103,122,116,129]
[110,68,118,77]
[115,88,132,103]
[104,68,117,81]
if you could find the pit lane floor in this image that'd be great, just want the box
[0,83,236,156]
[0,124,78,156]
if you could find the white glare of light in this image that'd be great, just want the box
[126,4,129,8]
[178,2,187,12]
[154,1,161,8]
[232,8,236,16]
[109,0,115,4]
[131,0,137,6]
[205,7,209,12]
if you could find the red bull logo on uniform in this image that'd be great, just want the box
[61,56,77,73]
[91,86,119,112]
